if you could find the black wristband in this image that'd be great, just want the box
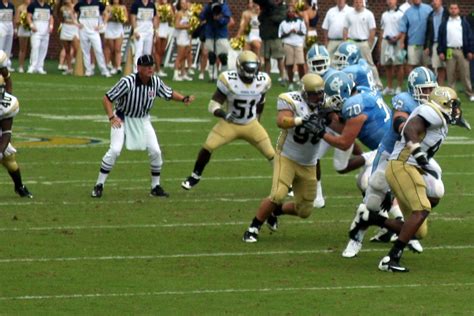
[182,96,190,103]
[109,115,115,121]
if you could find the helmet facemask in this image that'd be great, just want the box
[308,56,330,75]
[302,89,326,111]
[332,52,348,70]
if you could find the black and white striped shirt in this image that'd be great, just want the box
[106,73,173,118]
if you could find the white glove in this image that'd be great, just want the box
[4,143,16,157]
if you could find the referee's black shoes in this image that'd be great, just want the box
[150,185,169,198]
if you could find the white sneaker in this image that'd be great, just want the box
[18,67,24,73]
[198,73,205,80]
[102,72,111,78]
[173,75,183,81]
[85,70,94,77]
[382,87,394,96]
[62,69,73,75]
[342,239,363,258]
[407,239,423,253]
[313,194,325,208]
[58,64,66,70]
[182,74,193,81]
[187,68,195,75]
[27,68,35,74]
[37,69,47,75]
[157,70,167,77]
[394,87,402,95]
[110,68,118,75]
[469,95,474,102]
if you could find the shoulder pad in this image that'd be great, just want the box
[216,72,232,95]
[418,103,445,127]
[277,92,298,112]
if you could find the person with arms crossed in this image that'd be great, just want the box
[91,54,195,198]
[242,73,326,243]
[181,50,274,191]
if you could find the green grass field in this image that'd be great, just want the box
[0,62,473,314]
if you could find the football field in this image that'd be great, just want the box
[0,66,473,314]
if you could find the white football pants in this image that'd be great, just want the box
[79,29,109,75]
[29,32,49,72]
[133,32,154,72]
[100,117,163,177]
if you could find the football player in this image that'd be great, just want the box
[350,87,470,272]
[333,42,378,92]
[342,66,439,258]
[0,77,32,198]
[181,50,275,190]
[242,73,326,243]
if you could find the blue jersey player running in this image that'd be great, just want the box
[342,67,440,258]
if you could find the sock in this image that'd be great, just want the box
[388,239,407,261]
[151,172,161,188]
[368,211,388,227]
[97,171,109,185]
[193,149,211,176]
[389,204,403,219]
[316,181,323,199]
[273,204,283,216]
[250,217,263,230]
[8,170,23,188]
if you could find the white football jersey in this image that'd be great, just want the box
[0,92,19,120]
[217,71,271,125]
[390,102,448,166]
[276,92,321,166]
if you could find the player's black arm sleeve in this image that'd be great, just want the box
[211,89,228,119]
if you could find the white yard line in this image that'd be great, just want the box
[0,282,473,301]
[0,245,472,264]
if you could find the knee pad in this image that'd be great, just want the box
[356,165,371,193]
[2,154,19,172]
[424,175,444,199]
[218,53,228,66]
[295,200,313,219]
[333,149,350,171]
[208,52,217,65]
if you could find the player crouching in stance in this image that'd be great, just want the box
[181,51,275,190]
[243,74,326,243]
[91,54,194,198]
[0,77,32,198]
[351,87,470,272]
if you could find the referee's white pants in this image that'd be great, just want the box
[29,32,49,72]
[0,33,13,67]
[133,32,154,72]
[100,118,163,175]
[79,29,109,75]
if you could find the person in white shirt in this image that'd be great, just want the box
[437,2,474,101]
[380,0,404,95]
[130,0,157,73]
[322,0,353,60]
[343,0,380,87]
[74,0,111,77]
[0,0,15,72]
[27,0,53,74]
[278,3,306,90]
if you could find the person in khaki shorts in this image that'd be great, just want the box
[181,51,274,190]
[349,87,470,272]
[437,2,474,102]
[278,3,307,91]
[242,74,326,243]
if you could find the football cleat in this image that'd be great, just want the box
[370,228,395,243]
[150,185,169,197]
[408,239,424,253]
[181,174,200,190]
[15,185,33,198]
[313,194,325,208]
[243,227,259,243]
[91,184,103,198]
[378,256,409,272]
[266,214,279,232]
[342,239,362,258]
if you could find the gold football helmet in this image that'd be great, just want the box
[236,50,260,82]
[428,86,470,130]
[301,73,325,111]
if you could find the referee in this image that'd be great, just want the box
[91,54,195,198]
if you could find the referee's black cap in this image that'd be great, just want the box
[137,54,155,66]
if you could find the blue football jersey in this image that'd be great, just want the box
[342,59,376,91]
[341,91,391,150]
[378,92,420,153]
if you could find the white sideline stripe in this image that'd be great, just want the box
[0,215,470,232]
[1,282,473,301]
[0,245,472,264]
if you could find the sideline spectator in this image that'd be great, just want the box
[27,0,53,74]
[399,0,432,73]
[438,2,474,102]
[343,0,381,87]
[322,0,353,60]
[130,0,157,73]
[380,0,404,95]
[467,8,474,88]
[424,0,448,85]
[0,0,15,71]
[236,0,261,58]
[278,2,306,90]
[58,0,80,75]
[14,0,30,73]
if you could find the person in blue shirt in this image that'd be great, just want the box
[199,0,232,80]
[342,66,439,258]
[399,0,432,72]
